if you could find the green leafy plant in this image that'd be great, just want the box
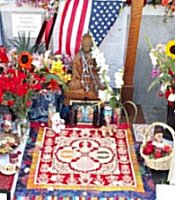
[8,32,45,53]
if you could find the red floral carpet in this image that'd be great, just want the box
[27,126,144,193]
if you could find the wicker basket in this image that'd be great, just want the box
[140,122,175,170]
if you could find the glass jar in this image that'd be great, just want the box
[48,103,56,127]
[104,104,113,126]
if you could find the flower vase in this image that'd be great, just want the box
[104,104,113,126]
[113,107,122,127]
[167,103,175,129]
[166,103,175,140]
[15,118,30,137]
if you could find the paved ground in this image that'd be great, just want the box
[142,105,167,124]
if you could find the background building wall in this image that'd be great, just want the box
[0,2,45,47]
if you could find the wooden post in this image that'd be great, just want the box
[122,0,144,102]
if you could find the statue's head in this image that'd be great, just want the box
[81,33,93,53]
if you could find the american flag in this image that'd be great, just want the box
[53,0,126,57]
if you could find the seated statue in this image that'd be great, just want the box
[64,33,103,105]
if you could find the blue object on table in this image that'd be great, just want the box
[28,91,64,122]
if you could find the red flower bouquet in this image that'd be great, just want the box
[0,49,71,119]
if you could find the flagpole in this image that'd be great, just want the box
[45,12,58,50]
[34,0,60,51]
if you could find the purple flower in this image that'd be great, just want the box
[151,68,160,78]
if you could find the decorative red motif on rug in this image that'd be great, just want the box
[27,126,143,191]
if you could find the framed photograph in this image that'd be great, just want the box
[0,189,10,200]
[70,100,99,124]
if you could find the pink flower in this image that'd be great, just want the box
[151,68,160,78]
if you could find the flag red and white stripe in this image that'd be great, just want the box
[53,0,92,57]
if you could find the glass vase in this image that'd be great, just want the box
[113,107,122,127]
[103,104,113,126]
[15,118,30,137]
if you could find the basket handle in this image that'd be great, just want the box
[143,122,175,148]
[122,100,138,124]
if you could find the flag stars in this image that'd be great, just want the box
[96,33,99,37]
[89,1,124,46]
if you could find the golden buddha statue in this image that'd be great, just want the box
[64,33,103,105]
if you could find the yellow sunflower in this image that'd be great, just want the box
[18,51,33,69]
[165,40,175,59]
